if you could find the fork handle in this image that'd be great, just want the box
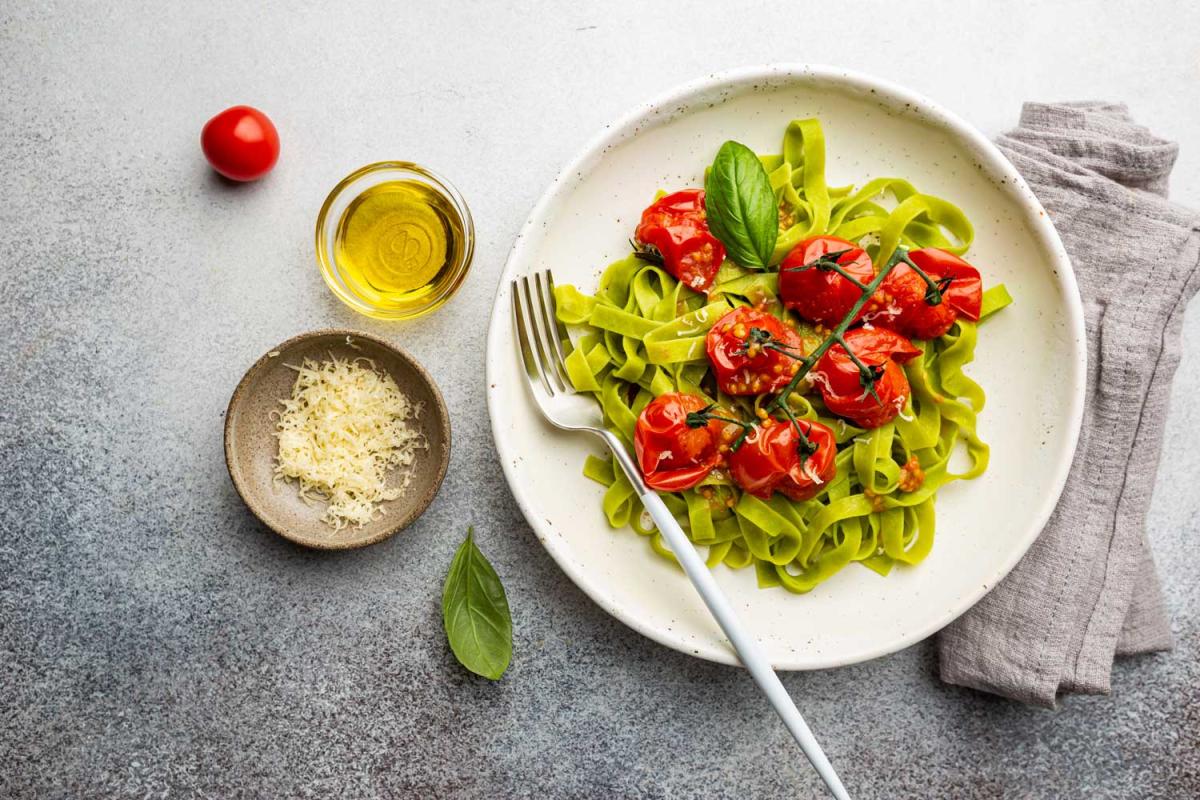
[639,491,852,800]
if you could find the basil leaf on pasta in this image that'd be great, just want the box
[704,140,778,269]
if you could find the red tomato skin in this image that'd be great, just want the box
[705,306,805,396]
[634,393,722,492]
[811,328,920,429]
[817,360,911,429]
[910,249,982,321]
[634,189,726,293]
[868,248,982,339]
[201,105,280,182]
[833,327,921,367]
[728,419,838,501]
[779,236,875,326]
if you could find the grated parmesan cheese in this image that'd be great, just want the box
[271,355,426,530]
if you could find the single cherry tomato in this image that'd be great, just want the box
[706,306,806,396]
[201,105,280,181]
[810,328,921,428]
[866,248,982,339]
[778,236,875,326]
[728,418,838,501]
[634,189,726,293]
[634,393,725,492]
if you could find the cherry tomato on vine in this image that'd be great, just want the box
[778,235,875,326]
[634,393,727,492]
[633,189,726,293]
[810,327,921,429]
[867,248,982,340]
[706,306,806,396]
[728,418,838,501]
[201,105,280,182]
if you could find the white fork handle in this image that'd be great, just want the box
[640,491,851,800]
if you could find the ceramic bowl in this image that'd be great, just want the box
[225,329,451,549]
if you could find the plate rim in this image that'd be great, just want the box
[485,63,1086,669]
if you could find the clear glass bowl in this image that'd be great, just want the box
[315,162,474,320]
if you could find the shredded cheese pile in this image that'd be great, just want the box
[272,355,425,530]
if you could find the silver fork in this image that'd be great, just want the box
[512,270,851,800]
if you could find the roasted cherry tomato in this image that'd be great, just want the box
[867,248,982,339]
[706,306,805,396]
[810,328,921,428]
[634,393,725,492]
[201,105,280,182]
[634,189,726,293]
[728,418,838,501]
[778,235,875,326]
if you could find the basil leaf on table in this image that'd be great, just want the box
[703,140,779,269]
[442,527,512,680]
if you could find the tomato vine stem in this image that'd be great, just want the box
[774,399,818,456]
[782,248,872,292]
[686,405,754,452]
[897,250,951,305]
[766,252,902,412]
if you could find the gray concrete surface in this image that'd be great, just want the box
[1,2,1197,798]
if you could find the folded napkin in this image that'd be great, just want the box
[937,102,1200,707]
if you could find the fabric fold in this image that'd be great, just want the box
[937,102,1199,707]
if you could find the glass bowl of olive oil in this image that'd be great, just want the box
[316,162,474,320]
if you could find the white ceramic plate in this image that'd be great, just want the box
[486,65,1085,669]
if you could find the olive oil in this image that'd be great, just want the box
[333,179,466,312]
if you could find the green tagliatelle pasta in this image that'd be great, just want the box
[555,119,1013,593]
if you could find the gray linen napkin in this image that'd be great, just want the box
[937,102,1200,707]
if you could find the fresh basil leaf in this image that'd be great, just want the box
[442,527,512,680]
[704,140,779,269]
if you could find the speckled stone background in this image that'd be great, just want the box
[2,2,1198,798]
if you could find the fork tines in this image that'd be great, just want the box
[512,270,573,397]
